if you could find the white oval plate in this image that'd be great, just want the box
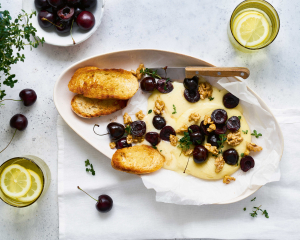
[53,49,284,204]
[22,0,105,47]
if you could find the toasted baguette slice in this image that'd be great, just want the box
[68,67,139,100]
[111,145,165,174]
[71,94,128,118]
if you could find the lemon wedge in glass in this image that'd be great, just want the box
[18,169,43,202]
[0,164,32,199]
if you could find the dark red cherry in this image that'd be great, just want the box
[200,120,210,136]
[38,10,54,28]
[215,124,227,135]
[223,148,239,165]
[47,0,66,8]
[66,0,81,7]
[76,11,95,30]
[141,77,156,92]
[145,132,161,146]
[55,19,71,33]
[223,93,239,109]
[190,132,205,145]
[152,115,166,130]
[211,109,228,124]
[240,156,255,172]
[116,137,132,149]
[188,124,201,134]
[193,145,208,163]
[35,0,51,9]
[74,7,84,19]
[226,116,241,132]
[184,89,200,103]
[160,126,176,141]
[130,121,146,137]
[183,76,198,91]
[10,114,28,131]
[81,0,97,8]
[107,122,125,140]
[96,195,113,213]
[156,79,174,93]
[207,133,220,147]
[19,89,37,106]
[57,6,75,21]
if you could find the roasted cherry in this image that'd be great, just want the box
[38,10,54,28]
[76,11,95,30]
[223,148,239,165]
[183,76,198,91]
[116,137,132,149]
[160,126,176,141]
[130,121,146,137]
[10,114,28,131]
[107,122,125,140]
[156,79,174,93]
[190,132,205,145]
[66,0,81,7]
[47,0,66,8]
[19,89,37,106]
[145,132,161,146]
[184,89,200,103]
[207,133,220,147]
[81,0,97,8]
[200,120,210,135]
[215,124,227,135]
[55,19,72,33]
[188,124,201,133]
[211,109,228,124]
[193,145,208,163]
[141,77,156,92]
[223,93,239,109]
[152,115,166,130]
[240,156,255,172]
[57,6,75,21]
[35,0,51,9]
[226,116,241,132]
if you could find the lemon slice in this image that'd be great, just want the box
[234,12,270,47]
[0,164,32,198]
[18,170,43,202]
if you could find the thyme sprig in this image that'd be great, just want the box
[217,134,227,154]
[85,159,95,175]
[178,131,193,152]
[140,68,162,79]
[251,130,262,138]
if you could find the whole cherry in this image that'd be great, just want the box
[0,89,37,106]
[76,11,95,30]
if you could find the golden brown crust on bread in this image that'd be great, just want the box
[68,67,139,100]
[71,94,128,118]
[111,145,165,174]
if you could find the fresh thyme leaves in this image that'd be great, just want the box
[172,104,177,114]
[0,5,45,100]
[148,109,152,114]
[242,130,248,134]
[163,78,170,91]
[152,145,157,149]
[243,208,246,211]
[250,206,269,218]
[241,153,245,158]
[178,132,193,152]
[251,197,256,202]
[238,116,241,120]
[160,150,162,152]
[85,159,95,175]
[140,68,162,79]
[208,97,214,101]
[125,125,132,135]
[217,134,227,149]
[251,130,262,138]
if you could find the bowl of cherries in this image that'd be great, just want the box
[22,0,105,46]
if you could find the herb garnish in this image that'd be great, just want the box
[125,125,132,135]
[242,130,248,134]
[152,145,157,149]
[217,134,227,154]
[238,116,241,120]
[178,132,193,152]
[251,197,256,202]
[241,153,245,158]
[243,208,246,211]
[251,130,262,138]
[208,97,214,101]
[148,109,152,114]
[250,206,269,218]
[163,78,170,91]
[85,159,95,175]
[172,104,177,114]
[140,68,162,79]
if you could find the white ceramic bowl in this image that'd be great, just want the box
[22,0,105,47]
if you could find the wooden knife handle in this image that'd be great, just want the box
[185,67,250,79]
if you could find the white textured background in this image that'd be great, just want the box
[0,0,298,239]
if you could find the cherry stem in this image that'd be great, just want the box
[0,99,22,103]
[183,155,191,173]
[0,129,17,154]
[41,18,62,28]
[93,124,109,136]
[70,19,76,45]
[77,186,98,202]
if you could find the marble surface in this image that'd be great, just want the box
[0,0,298,239]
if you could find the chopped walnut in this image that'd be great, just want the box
[215,155,225,173]
[183,148,194,156]
[246,142,263,152]
[133,137,145,143]
[244,149,250,156]
[207,123,216,132]
[227,131,243,146]
[189,113,201,122]
[169,134,178,147]
[223,176,236,184]
[123,112,132,125]
[135,110,145,120]
[176,124,188,134]
[204,143,219,155]
[109,142,116,149]
[204,115,214,125]
[153,99,165,115]
[126,134,133,144]
[198,82,213,100]
[135,63,145,80]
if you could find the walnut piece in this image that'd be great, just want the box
[109,142,116,149]
[176,124,188,134]
[198,82,213,100]
[123,112,132,125]
[246,142,263,152]
[153,99,165,115]
[133,137,145,143]
[204,115,214,125]
[215,155,225,173]
[126,134,133,144]
[227,131,244,146]
[135,63,145,80]
[244,149,250,156]
[207,123,216,132]
[183,148,194,156]
[169,134,178,147]
[135,110,145,120]
[204,143,219,155]
[223,176,236,184]
[189,112,201,122]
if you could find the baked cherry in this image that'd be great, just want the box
[57,6,75,21]
[190,132,205,145]
[130,121,146,137]
[55,19,72,33]
[240,156,255,172]
[145,132,161,146]
[200,120,210,135]
[47,0,66,8]
[211,109,228,124]
[66,0,81,7]
[76,11,95,30]
[38,10,55,28]
[223,148,239,165]
[160,126,176,141]
[223,93,239,109]
[152,115,166,130]
[226,116,241,132]
[141,77,156,92]
[207,133,220,147]
[156,79,174,93]
[93,123,125,140]
[193,145,208,163]
[81,0,97,8]
[78,186,113,213]
[184,89,200,103]
[116,137,132,149]
[35,0,51,9]
[215,124,227,135]
[188,124,201,133]
[19,89,37,106]
[183,76,198,91]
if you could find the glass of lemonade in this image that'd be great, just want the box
[0,155,51,207]
[228,0,280,52]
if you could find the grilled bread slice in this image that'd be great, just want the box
[68,67,139,100]
[71,94,128,118]
[111,145,165,174]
